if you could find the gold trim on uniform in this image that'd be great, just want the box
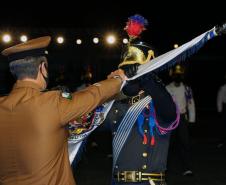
[142,152,148,157]
[115,171,165,183]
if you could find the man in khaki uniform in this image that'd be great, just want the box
[0,36,126,185]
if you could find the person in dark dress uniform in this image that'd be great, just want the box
[104,15,180,185]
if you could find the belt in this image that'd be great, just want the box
[114,171,165,183]
[120,92,147,106]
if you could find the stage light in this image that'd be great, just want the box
[123,38,129,44]
[106,35,116,45]
[2,34,11,43]
[76,39,82,45]
[57,36,64,44]
[93,37,99,44]
[174,44,179,48]
[20,35,28,42]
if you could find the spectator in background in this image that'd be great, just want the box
[166,64,196,176]
[76,65,93,90]
[55,64,66,85]
[216,73,226,148]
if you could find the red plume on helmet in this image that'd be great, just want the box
[124,14,148,39]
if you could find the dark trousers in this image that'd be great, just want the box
[218,104,226,144]
[169,114,192,171]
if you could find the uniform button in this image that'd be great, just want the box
[142,152,148,157]
[115,165,118,169]
[144,130,148,133]
[114,109,118,113]
[113,132,116,136]
[113,120,117,124]
[142,165,147,169]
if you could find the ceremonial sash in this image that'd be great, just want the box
[112,96,152,167]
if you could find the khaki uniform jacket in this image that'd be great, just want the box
[0,78,121,185]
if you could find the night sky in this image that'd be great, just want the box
[0,1,226,110]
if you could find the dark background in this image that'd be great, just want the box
[0,2,226,185]
[0,2,226,111]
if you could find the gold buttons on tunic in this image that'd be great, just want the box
[113,120,117,124]
[142,165,147,169]
[114,109,118,113]
[142,152,148,157]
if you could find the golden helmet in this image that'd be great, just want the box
[118,40,155,68]
[169,64,185,76]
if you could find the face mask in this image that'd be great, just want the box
[174,75,182,83]
[42,73,49,86]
